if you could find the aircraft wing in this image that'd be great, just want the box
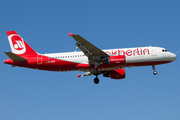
[68,32,108,65]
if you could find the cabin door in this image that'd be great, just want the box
[37,55,42,64]
[151,47,157,56]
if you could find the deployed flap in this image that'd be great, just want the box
[78,72,93,78]
[69,32,108,65]
[4,52,27,61]
[78,71,105,78]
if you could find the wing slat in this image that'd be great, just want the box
[72,34,107,57]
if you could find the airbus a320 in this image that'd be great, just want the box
[4,31,177,84]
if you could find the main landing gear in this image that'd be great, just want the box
[93,69,99,84]
[152,65,157,75]
[94,77,99,84]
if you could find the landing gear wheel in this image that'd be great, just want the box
[152,65,157,75]
[94,77,99,84]
[93,69,98,76]
[153,71,157,75]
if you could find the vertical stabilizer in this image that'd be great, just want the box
[6,31,37,57]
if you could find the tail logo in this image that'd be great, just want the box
[8,34,26,54]
[14,40,24,50]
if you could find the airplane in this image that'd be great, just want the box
[4,31,177,84]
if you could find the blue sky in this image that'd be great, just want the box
[1,0,180,120]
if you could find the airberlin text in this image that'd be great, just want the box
[105,48,149,56]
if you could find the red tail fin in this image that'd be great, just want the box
[6,31,37,57]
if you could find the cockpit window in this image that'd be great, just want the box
[162,49,168,52]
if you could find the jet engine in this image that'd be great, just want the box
[101,55,126,66]
[103,69,125,79]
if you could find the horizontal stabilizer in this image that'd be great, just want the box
[4,52,27,62]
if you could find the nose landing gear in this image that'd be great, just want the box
[152,65,157,75]
[153,71,157,75]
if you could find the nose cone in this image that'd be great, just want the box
[170,53,177,61]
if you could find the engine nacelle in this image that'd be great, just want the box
[103,69,125,79]
[101,55,125,66]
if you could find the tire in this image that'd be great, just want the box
[94,77,99,84]
[93,69,98,75]
[153,71,157,75]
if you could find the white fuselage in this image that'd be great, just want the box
[43,46,177,66]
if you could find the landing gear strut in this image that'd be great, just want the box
[93,69,98,76]
[152,65,157,75]
[93,69,99,84]
[93,63,100,84]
